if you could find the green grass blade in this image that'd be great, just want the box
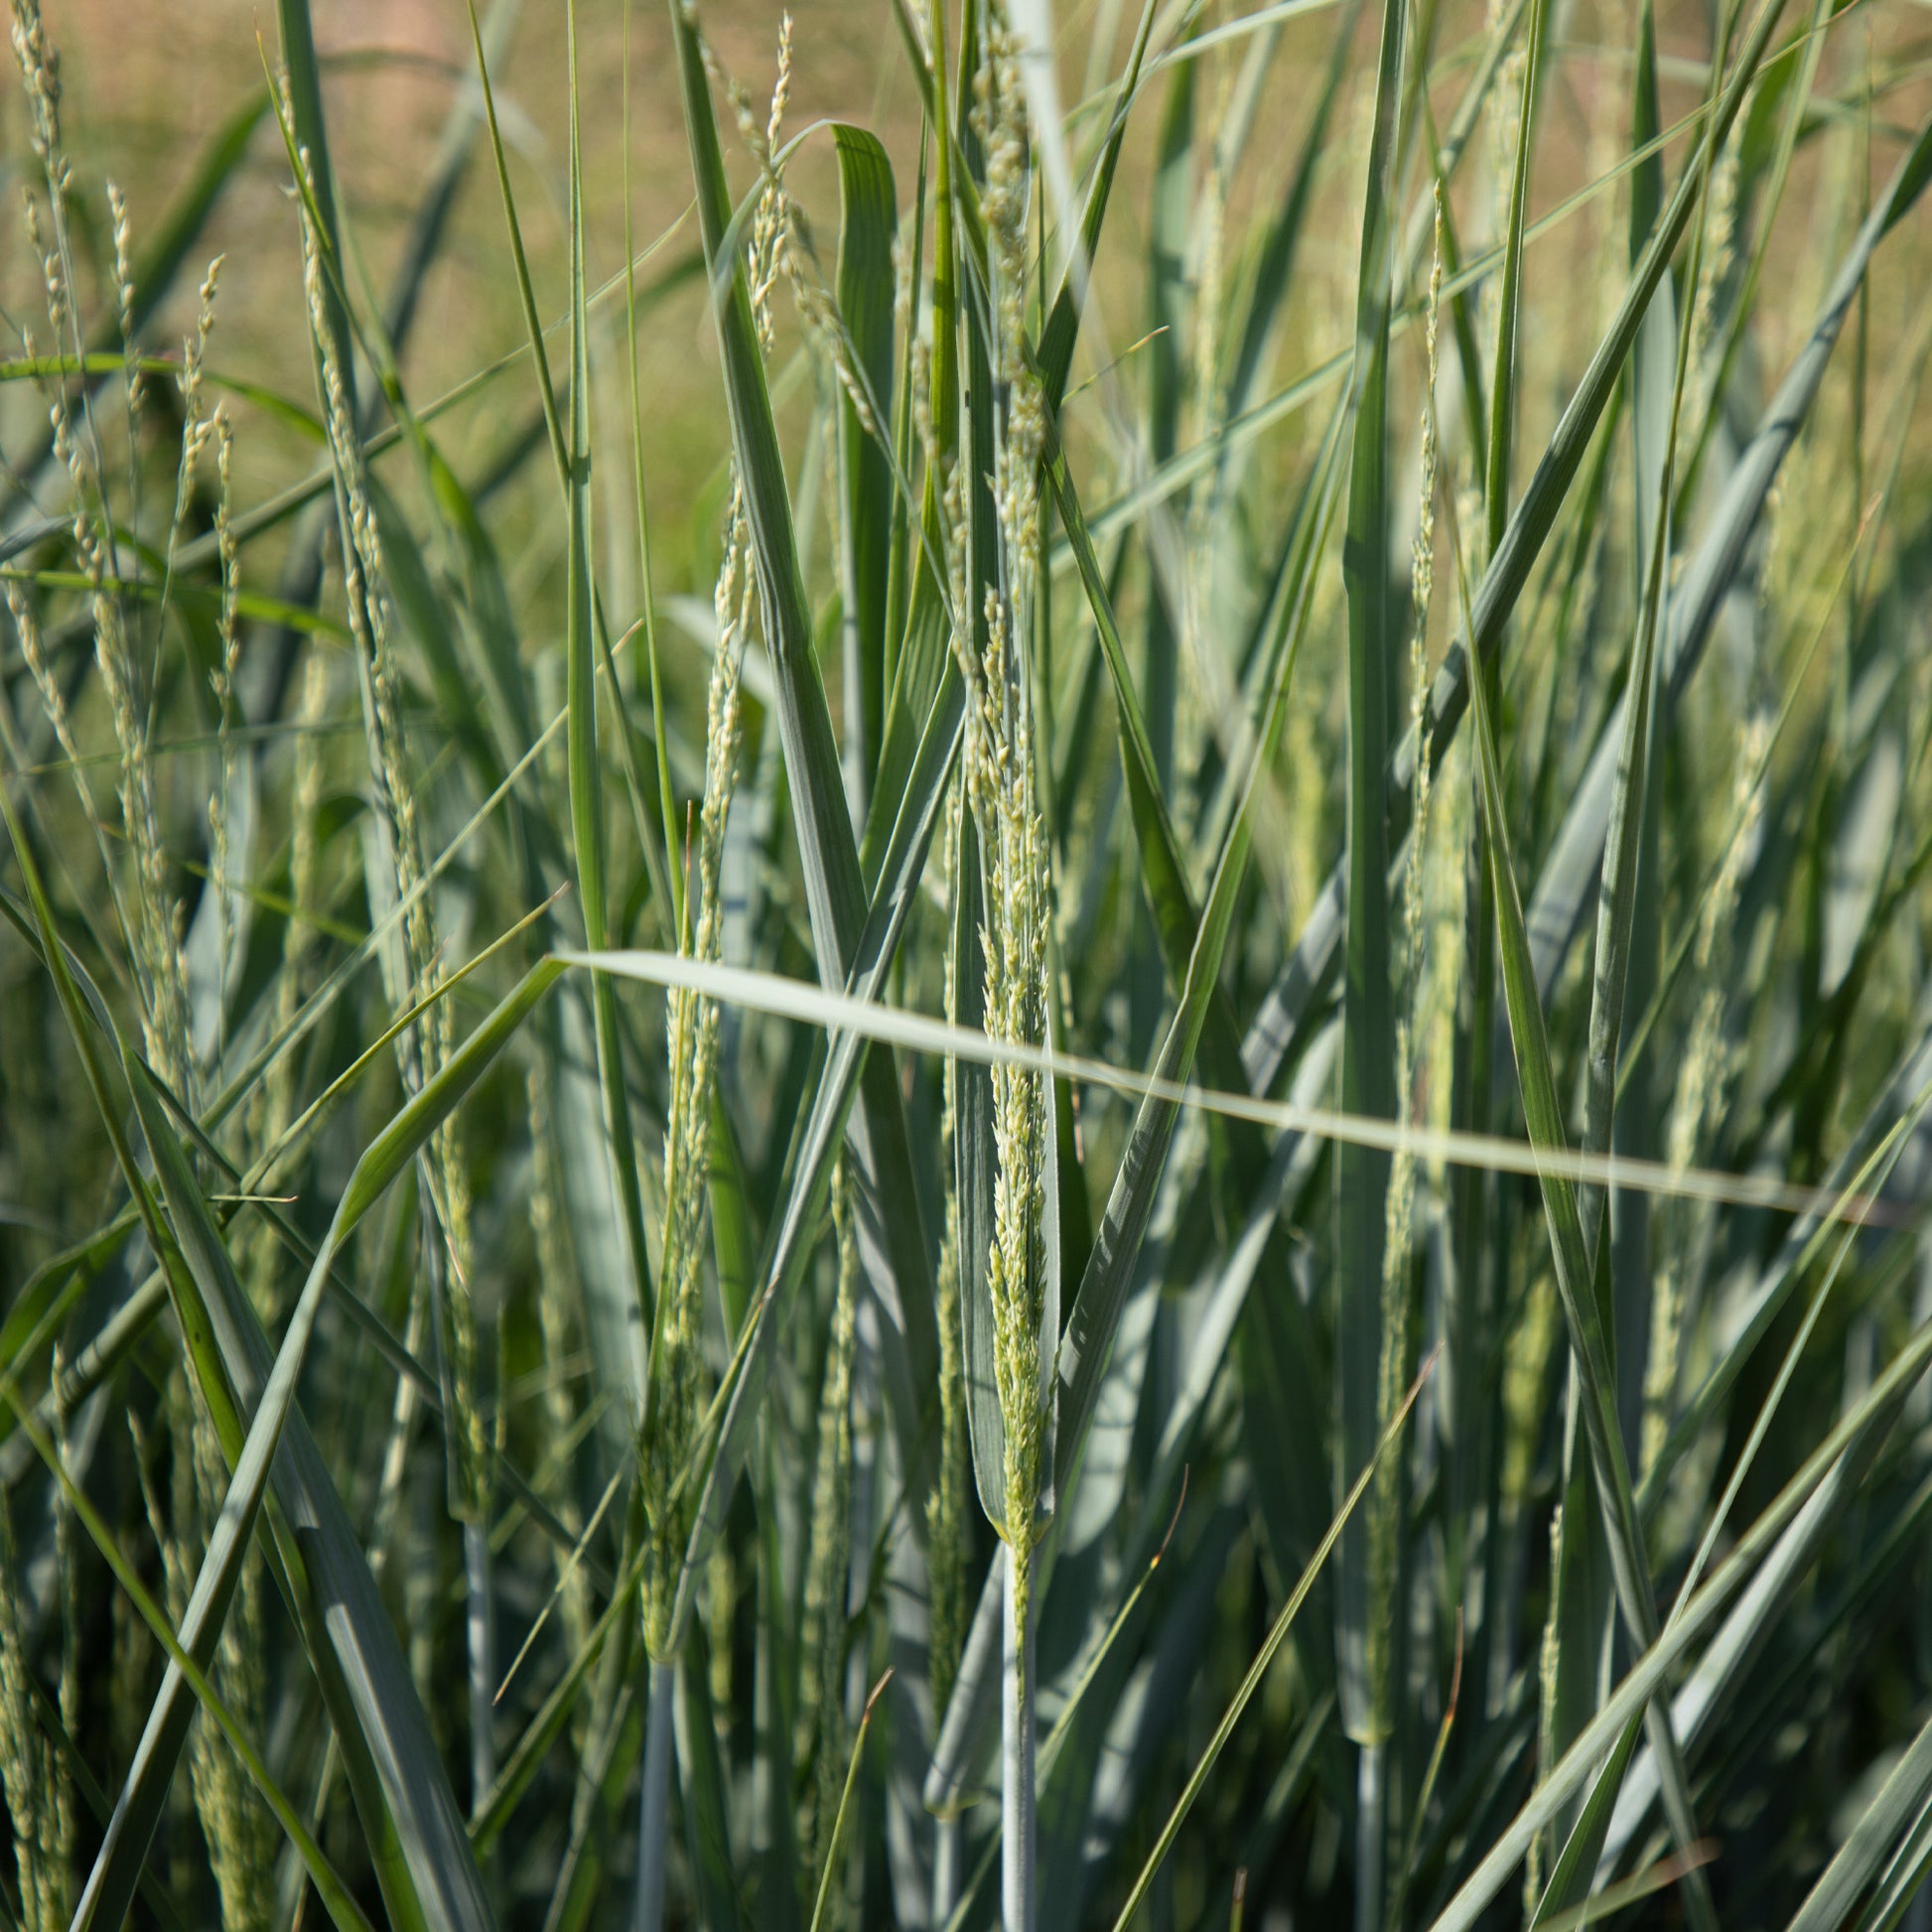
[1334,0,1408,1779]
[1482,0,1544,559]
[657,663,967,1646]
[96,964,561,1931]
[1257,0,1798,1079]
[1042,411,1331,1118]
[675,1626,747,1932]
[462,0,566,479]
[1053,432,1344,1496]
[1579,0,1711,1245]
[1598,0,1674,1472]
[1218,0,1363,440]
[119,1055,489,1932]
[113,88,271,350]
[9,1400,379,1932]
[1,783,517,1930]
[833,124,897,808]
[808,1672,893,1932]
[276,0,353,403]
[1,780,397,1928]
[562,0,656,1411]
[1851,1790,1932,1932]
[1035,0,1157,412]
[1601,1342,1919,1875]
[669,1,859,971]
[1534,5,1669,1887]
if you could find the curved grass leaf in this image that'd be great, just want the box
[1786,1707,1932,1932]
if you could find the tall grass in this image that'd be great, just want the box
[0,0,1930,1927]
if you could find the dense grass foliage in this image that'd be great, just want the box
[0,0,1930,1927]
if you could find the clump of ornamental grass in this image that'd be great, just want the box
[5,0,1932,1928]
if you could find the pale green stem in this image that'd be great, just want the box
[934,1813,964,1925]
[634,1656,676,1932]
[464,1521,495,1820]
[1002,1552,1035,1932]
[1356,1738,1386,1932]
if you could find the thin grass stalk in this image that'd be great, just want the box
[1001,1546,1036,1932]
[0,1467,71,1931]
[949,16,1054,1925]
[633,1657,676,1932]
[931,789,971,1926]
[796,1159,860,1890]
[1336,0,1413,1911]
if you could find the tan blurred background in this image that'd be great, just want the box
[40,0,943,592]
[24,0,1931,609]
